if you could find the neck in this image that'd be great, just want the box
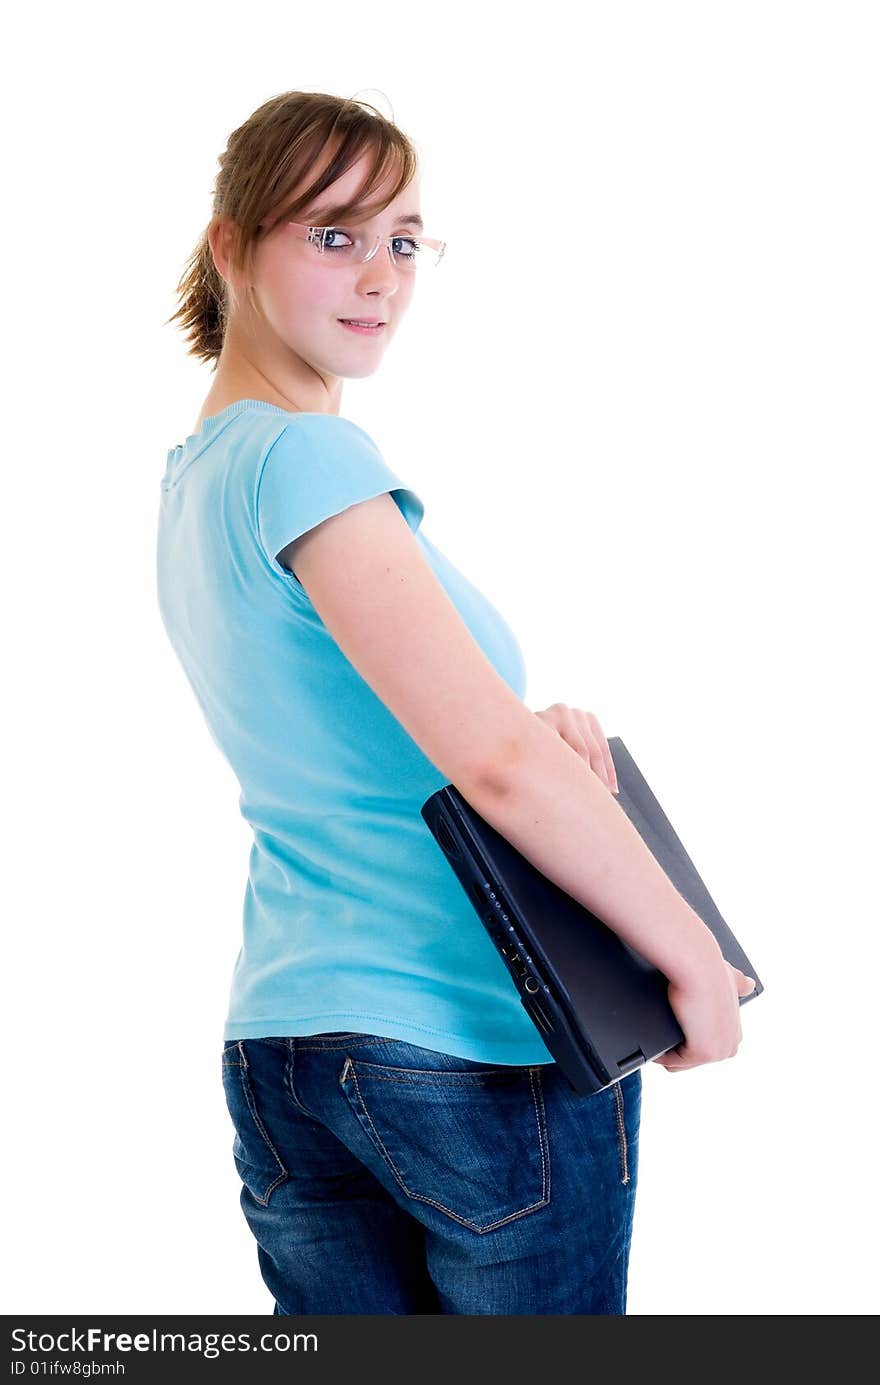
[208,322,344,416]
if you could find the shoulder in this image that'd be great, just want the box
[269,411,382,455]
[260,412,397,488]
[253,412,423,577]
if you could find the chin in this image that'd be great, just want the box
[343,362,384,380]
[329,349,386,380]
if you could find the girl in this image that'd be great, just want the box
[158,89,752,1315]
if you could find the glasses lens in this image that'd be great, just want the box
[389,235,442,270]
[310,227,443,270]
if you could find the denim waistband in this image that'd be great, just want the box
[228,1032,407,1052]
[294,1032,406,1050]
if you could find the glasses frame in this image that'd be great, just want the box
[260,219,447,269]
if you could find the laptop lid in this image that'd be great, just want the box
[421,736,763,1094]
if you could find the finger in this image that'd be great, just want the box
[562,707,605,783]
[558,707,603,779]
[584,710,619,793]
[654,1055,689,1071]
[726,962,757,997]
[653,1046,682,1066]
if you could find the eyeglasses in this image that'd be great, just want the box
[260,220,447,271]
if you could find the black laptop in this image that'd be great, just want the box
[421,736,764,1096]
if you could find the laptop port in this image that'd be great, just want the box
[525,997,555,1034]
[436,816,462,859]
[617,1047,645,1074]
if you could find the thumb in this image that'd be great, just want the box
[734,969,757,996]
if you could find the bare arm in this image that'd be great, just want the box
[286,491,720,990]
[465,717,723,988]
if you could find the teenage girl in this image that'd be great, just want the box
[157,89,755,1316]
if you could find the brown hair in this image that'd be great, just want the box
[163,90,419,368]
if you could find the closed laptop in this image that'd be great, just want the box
[421,736,764,1096]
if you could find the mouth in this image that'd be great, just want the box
[338,318,386,335]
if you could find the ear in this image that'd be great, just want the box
[207,215,237,285]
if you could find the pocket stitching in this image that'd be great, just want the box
[343,1059,550,1234]
[223,1046,289,1207]
[340,1058,535,1085]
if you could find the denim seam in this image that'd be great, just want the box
[294,1037,406,1052]
[281,1040,325,1123]
[223,1035,402,1054]
[532,1066,551,1206]
[340,1058,550,1234]
[612,1081,629,1185]
[333,1066,536,1085]
[235,1042,290,1205]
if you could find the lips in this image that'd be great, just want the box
[338,318,387,336]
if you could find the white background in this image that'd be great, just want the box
[4,0,877,1316]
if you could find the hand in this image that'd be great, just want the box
[532,703,619,794]
[653,960,757,1072]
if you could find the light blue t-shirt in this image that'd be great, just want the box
[156,399,554,1065]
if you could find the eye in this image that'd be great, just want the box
[392,236,420,258]
[319,227,354,251]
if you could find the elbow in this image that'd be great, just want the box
[466,734,530,801]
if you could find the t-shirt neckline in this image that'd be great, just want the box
[169,398,295,457]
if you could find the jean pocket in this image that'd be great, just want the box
[339,1051,551,1234]
[221,1041,289,1207]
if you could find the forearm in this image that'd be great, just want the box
[467,719,723,987]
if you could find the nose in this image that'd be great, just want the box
[354,239,401,297]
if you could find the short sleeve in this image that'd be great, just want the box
[255,414,425,580]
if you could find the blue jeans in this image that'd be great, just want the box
[221,1032,642,1314]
